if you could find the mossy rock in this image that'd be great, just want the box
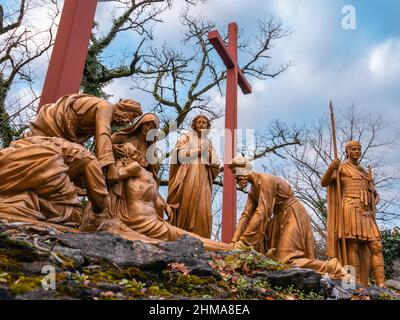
[9,275,43,296]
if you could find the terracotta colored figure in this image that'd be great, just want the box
[111,112,160,179]
[167,115,220,238]
[321,141,385,287]
[228,156,346,276]
[27,94,142,186]
[101,142,229,251]
[0,136,108,226]
[81,113,228,251]
[108,113,166,221]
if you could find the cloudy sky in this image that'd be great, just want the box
[3,0,400,229]
[104,0,400,123]
[5,0,399,146]
[94,0,400,154]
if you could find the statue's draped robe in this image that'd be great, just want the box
[108,164,185,242]
[167,131,220,238]
[0,137,98,226]
[106,115,229,250]
[324,162,380,281]
[233,172,344,275]
[28,94,115,168]
[106,150,229,251]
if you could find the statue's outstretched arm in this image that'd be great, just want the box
[157,193,174,222]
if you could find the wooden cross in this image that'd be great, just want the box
[208,23,252,243]
[39,0,98,107]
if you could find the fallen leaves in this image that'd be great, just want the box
[167,262,191,275]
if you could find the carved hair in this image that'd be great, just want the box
[113,99,143,123]
[115,99,142,114]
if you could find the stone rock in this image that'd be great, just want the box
[391,258,400,280]
[20,261,61,275]
[320,276,353,300]
[327,278,400,300]
[0,231,58,273]
[158,235,207,256]
[363,285,400,300]
[385,279,400,291]
[96,282,124,292]
[57,232,164,268]
[53,245,86,267]
[254,268,322,293]
[15,289,77,300]
[0,284,13,300]
[57,233,216,276]
[158,235,215,276]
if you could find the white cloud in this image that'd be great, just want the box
[368,38,400,80]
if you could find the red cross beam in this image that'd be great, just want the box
[208,23,252,243]
[39,0,99,107]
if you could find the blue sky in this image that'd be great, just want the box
[5,0,399,132]
[91,0,400,129]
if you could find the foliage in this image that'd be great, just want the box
[0,0,60,147]
[215,250,286,274]
[273,285,324,300]
[381,227,400,279]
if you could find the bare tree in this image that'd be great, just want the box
[85,3,292,183]
[0,0,60,147]
[138,11,291,137]
[82,0,205,98]
[82,1,291,136]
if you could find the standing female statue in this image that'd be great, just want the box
[167,115,220,238]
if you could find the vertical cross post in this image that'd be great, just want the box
[39,0,98,107]
[208,23,252,243]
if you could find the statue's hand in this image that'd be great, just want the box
[374,193,380,206]
[106,164,119,186]
[139,154,149,167]
[165,205,174,222]
[232,240,247,251]
[329,158,341,171]
[75,187,87,196]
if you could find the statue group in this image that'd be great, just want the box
[0,93,385,287]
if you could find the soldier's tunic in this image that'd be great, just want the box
[337,162,381,241]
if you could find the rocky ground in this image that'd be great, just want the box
[0,221,399,300]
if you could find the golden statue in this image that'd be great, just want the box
[81,113,230,251]
[321,140,385,287]
[0,136,109,226]
[228,156,346,277]
[167,115,220,238]
[27,94,142,186]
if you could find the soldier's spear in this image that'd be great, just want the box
[329,101,348,266]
